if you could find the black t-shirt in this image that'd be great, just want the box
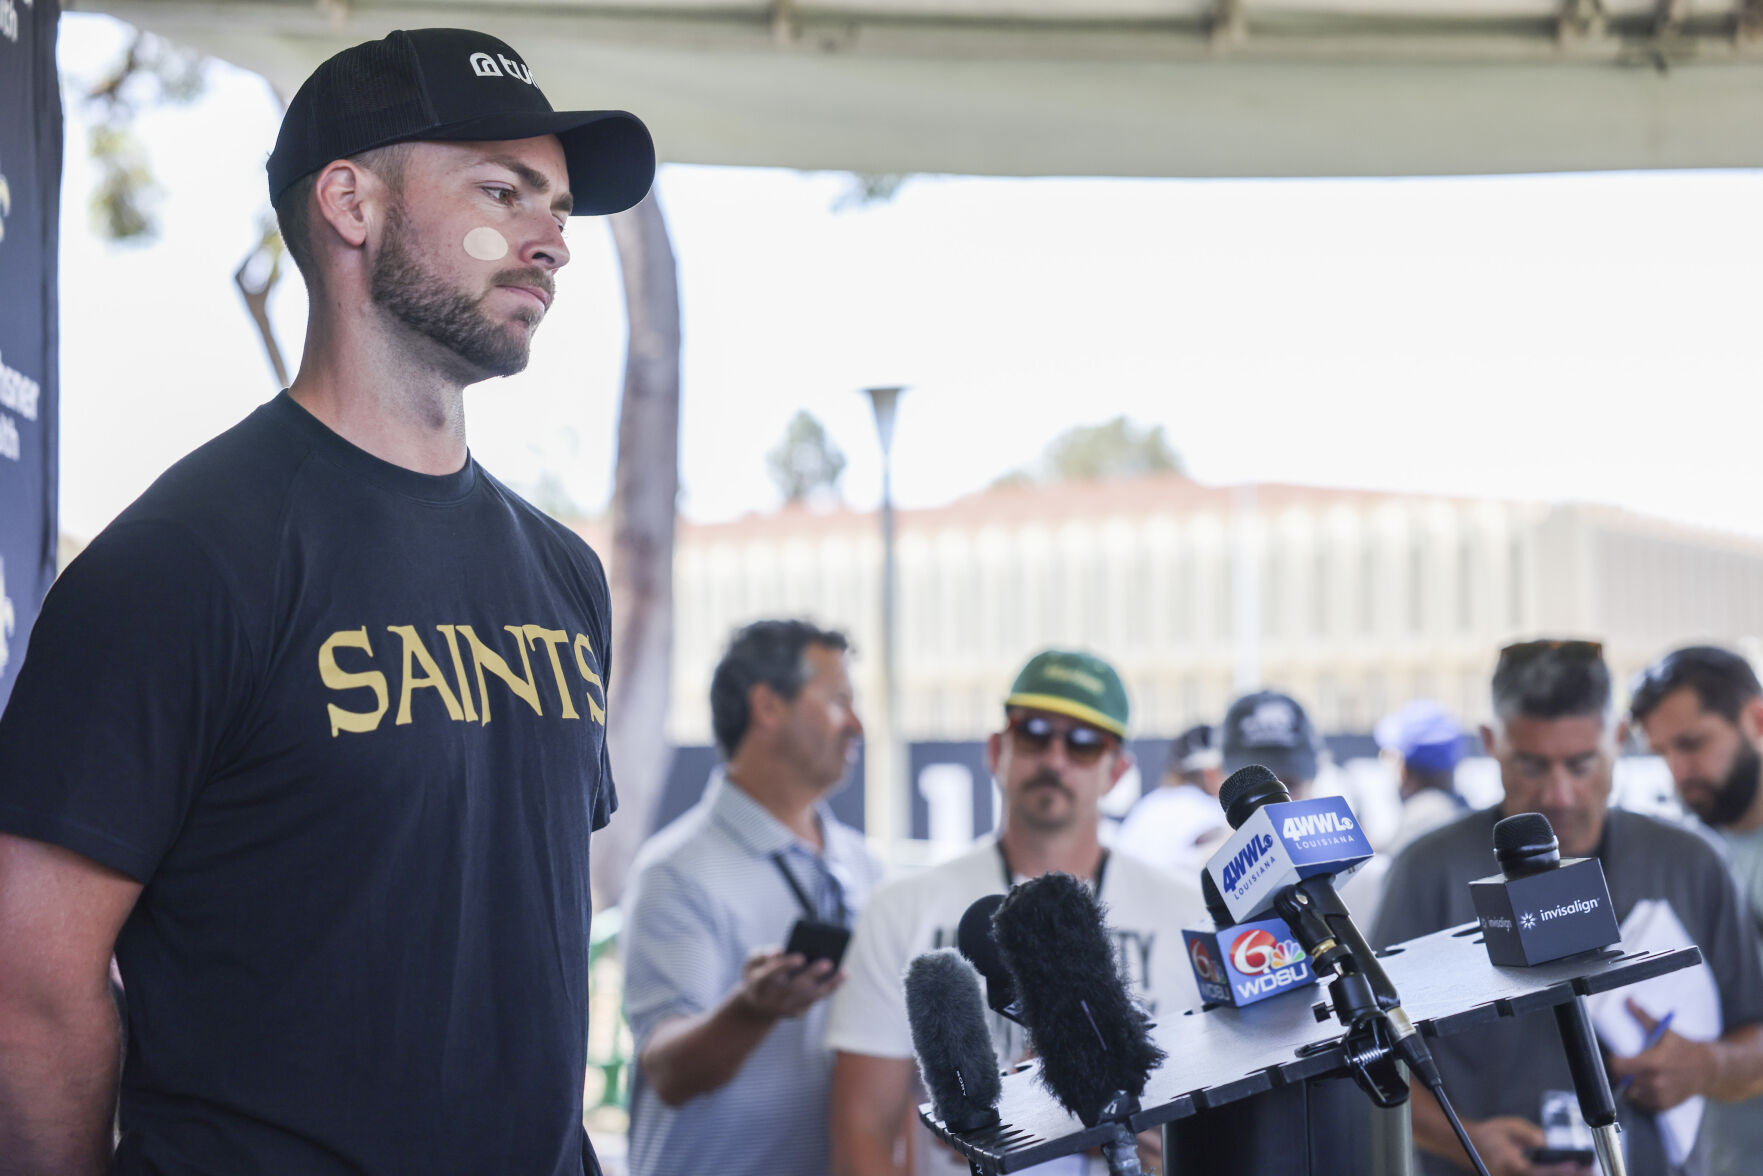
[0,393,617,1175]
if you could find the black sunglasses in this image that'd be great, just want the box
[1008,714,1115,765]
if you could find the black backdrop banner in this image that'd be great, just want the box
[0,0,61,709]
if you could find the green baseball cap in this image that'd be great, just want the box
[1004,649,1130,738]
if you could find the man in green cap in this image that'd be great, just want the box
[825,649,1206,1176]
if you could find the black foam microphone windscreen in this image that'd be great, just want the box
[904,949,1003,1133]
[990,873,1165,1126]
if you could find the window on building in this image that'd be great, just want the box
[1457,534,1475,634]
[1312,547,1330,639]
[1359,544,1377,636]
[1263,550,1282,639]
[1408,539,1425,635]
[1508,538,1525,629]
[1216,562,1234,641]
[1174,551,1195,641]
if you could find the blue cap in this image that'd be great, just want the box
[1374,700,1466,773]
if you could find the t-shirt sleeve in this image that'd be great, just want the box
[620,860,727,1050]
[824,882,916,1060]
[1694,851,1763,1033]
[587,549,617,833]
[0,521,253,882]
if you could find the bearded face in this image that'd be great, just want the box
[369,200,548,379]
[1681,740,1763,829]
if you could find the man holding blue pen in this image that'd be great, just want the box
[1630,645,1763,1176]
[1375,640,1763,1176]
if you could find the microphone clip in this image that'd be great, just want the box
[1090,1089,1141,1125]
[1340,1015,1410,1109]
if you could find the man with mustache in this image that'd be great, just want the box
[827,649,1205,1176]
[0,29,652,1175]
[1630,645,1763,1175]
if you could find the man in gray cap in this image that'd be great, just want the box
[0,29,651,1176]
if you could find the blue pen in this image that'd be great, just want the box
[1613,1010,1675,1098]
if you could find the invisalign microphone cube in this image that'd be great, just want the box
[1469,813,1622,967]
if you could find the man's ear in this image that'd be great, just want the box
[1479,722,1499,757]
[1109,746,1135,787]
[312,159,381,250]
[985,730,1003,778]
[747,682,785,734]
[1741,695,1763,744]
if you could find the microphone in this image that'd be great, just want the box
[1184,873,1317,1009]
[990,873,1162,1176]
[904,949,1003,1134]
[956,894,1022,1024]
[1213,768,1446,1104]
[1468,812,1621,967]
[1204,765,1374,923]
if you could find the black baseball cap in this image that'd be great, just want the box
[267,28,655,216]
[1220,690,1321,784]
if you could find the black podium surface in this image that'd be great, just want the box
[920,920,1703,1173]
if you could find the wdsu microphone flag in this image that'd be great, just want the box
[0,0,61,709]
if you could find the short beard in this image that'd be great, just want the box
[1012,768,1077,832]
[1692,741,1762,828]
[370,202,536,378]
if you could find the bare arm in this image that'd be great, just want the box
[830,1050,916,1176]
[1606,1005,1763,1109]
[638,949,842,1107]
[0,833,141,1176]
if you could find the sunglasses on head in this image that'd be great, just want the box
[1008,714,1115,764]
[1497,638,1604,671]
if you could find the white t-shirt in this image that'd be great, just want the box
[825,838,1208,1176]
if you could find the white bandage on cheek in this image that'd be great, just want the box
[463,227,510,261]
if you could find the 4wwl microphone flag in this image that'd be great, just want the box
[0,0,61,709]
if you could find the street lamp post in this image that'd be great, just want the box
[863,386,906,853]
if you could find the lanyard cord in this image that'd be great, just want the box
[994,838,1110,894]
[771,852,848,927]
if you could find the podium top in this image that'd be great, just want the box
[920,920,1703,1173]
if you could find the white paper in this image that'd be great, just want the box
[1585,898,1720,1167]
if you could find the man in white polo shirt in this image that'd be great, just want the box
[827,649,1207,1176]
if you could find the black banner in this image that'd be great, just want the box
[0,0,61,708]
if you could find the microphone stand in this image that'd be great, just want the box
[1553,996,1628,1176]
[1091,1091,1144,1176]
[1274,877,1493,1176]
[1272,878,1410,1107]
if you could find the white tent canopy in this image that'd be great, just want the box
[83,0,1763,177]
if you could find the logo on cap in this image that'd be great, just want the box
[1042,663,1105,698]
[1241,699,1299,747]
[469,51,534,84]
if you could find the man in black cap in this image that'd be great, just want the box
[0,29,652,1175]
[1216,688,1389,925]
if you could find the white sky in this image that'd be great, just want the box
[53,13,1763,544]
